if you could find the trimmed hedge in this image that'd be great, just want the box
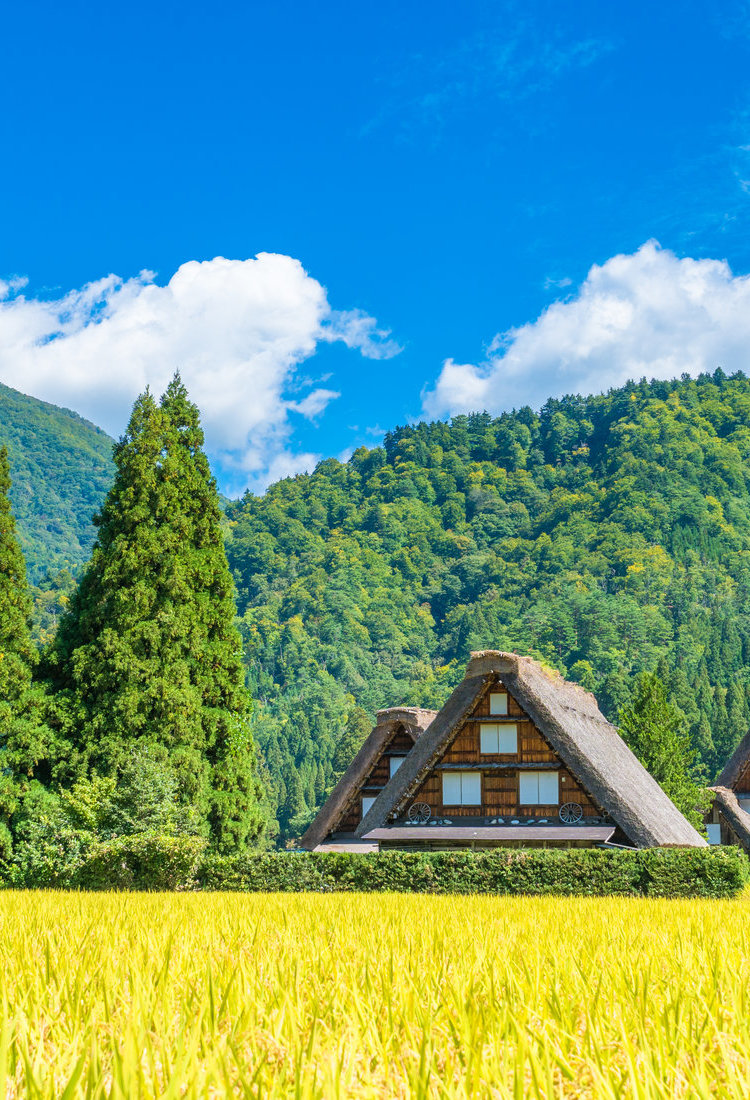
[4,839,745,895]
[198,846,749,898]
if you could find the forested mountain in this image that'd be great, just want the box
[6,370,750,843]
[0,383,114,582]
[225,370,750,838]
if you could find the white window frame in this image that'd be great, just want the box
[480,722,518,754]
[361,795,377,819]
[489,692,509,716]
[518,771,559,806]
[389,756,404,779]
[442,771,482,806]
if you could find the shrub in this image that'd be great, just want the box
[199,846,749,899]
[75,832,208,891]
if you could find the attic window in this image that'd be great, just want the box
[362,796,377,819]
[489,692,508,715]
[389,756,404,779]
[442,771,481,806]
[480,722,518,754]
[519,771,559,806]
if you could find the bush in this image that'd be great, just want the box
[199,846,749,899]
[8,782,89,888]
[75,832,208,891]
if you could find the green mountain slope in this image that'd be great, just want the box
[0,383,114,582]
[224,370,750,837]
[6,371,750,842]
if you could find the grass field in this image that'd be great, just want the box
[1,891,750,1098]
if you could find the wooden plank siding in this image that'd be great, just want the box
[403,680,602,821]
[338,727,414,832]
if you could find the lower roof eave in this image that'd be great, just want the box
[312,839,380,853]
[363,825,616,843]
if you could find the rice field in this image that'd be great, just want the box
[1,891,750,1098]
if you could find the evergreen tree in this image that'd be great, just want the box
[331,705,371,780]
[0,447,56,841]
[48,378,268,852]
[619,672,709,829]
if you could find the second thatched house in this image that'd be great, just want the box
[304,650,706,851]
[301,706,437,851]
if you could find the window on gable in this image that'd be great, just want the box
[489,692,509,715]
[389,756,404,779]
[442,771,482,806]
[480,722,518,754]
[362,795,377,819]
[518,771,559,805]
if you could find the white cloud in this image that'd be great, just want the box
[0,253,398,493]
[422,241,750,419]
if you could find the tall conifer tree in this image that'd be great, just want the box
[0,446,55,827]
[618,671,709,828]
[50,377,268,851]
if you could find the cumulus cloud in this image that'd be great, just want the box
[0,253,398,493]
[422,241,750,419]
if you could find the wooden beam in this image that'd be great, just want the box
[434,762,563,771]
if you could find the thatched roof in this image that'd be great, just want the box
[710,786,750,847]
[300,706,437,850]
[715,731,750,790]
[356,651,706,849]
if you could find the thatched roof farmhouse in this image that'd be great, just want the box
[303,650,705,852]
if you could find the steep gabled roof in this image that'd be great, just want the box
[300,706,437,850]
[710,786,750,847]
[715,732,750,790]
[356,651,706,849]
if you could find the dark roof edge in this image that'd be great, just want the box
[716,731,750,789]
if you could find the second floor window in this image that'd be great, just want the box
[480,722,518,754]
[389,756,404,778]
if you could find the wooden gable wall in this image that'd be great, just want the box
[400,680,603,821]
[336,726,415,833]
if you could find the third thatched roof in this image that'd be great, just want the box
[709,786,750,847]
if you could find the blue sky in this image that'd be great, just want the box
[2,0,750,492]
